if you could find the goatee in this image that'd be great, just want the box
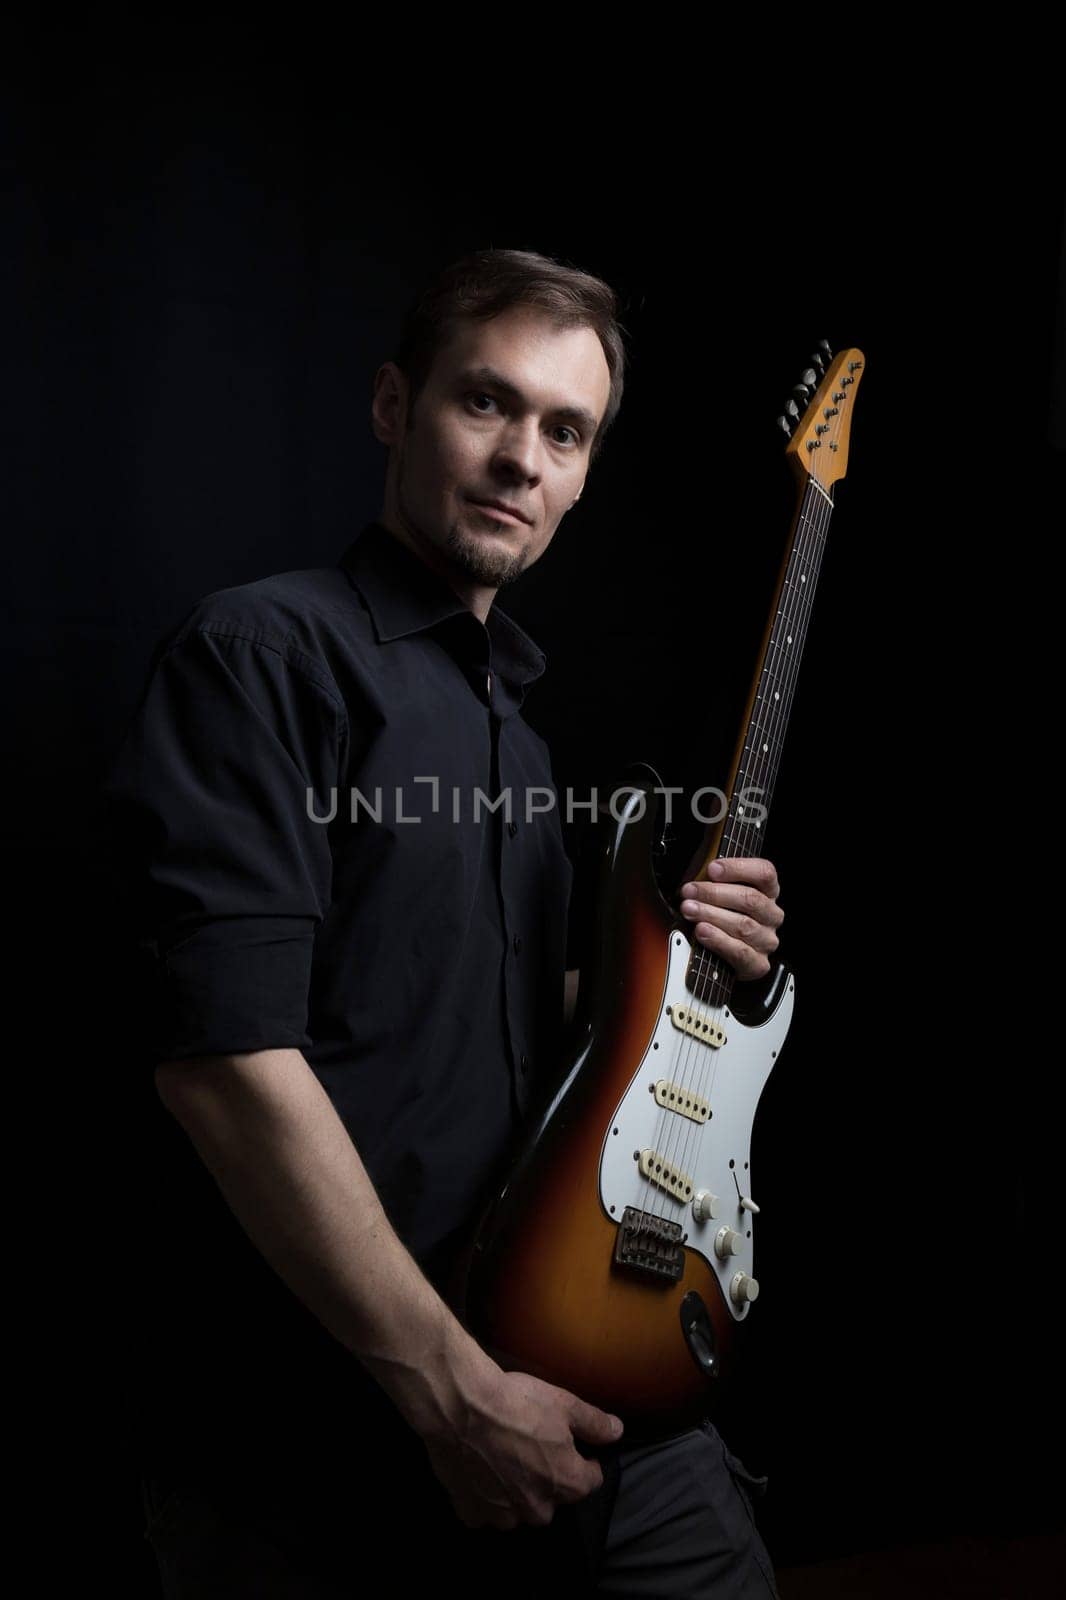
[443,522,528,589]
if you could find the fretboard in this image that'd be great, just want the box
[687,476,833,1007]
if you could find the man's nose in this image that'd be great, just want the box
[492,418,542,481]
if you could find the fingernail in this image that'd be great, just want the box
[708,862,725,878]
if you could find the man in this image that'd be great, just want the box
[104,248,783,1596]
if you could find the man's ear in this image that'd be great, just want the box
[370,361,409,446]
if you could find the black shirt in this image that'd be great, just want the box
[101,519,575,1490]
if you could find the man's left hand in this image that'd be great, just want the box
[678,858,784,981]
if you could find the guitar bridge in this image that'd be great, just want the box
[613,1205,685,1282]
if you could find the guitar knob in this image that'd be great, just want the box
[791,384,810,408]
[810,350,826,376]
[775,415,792,439]
[817,338,833,362]
[730,1272,760,1305]
[800,367,818,388]
[692,1190,720,1222]
[714,1226,743,1259]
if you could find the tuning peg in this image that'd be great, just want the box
[801,367,818,388]
[817,338,833,362]
[791,384,811,410]
[785,398,801,423]
[810,351,826,376]
[775,415,792,438]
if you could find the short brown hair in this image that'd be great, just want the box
[394,247,628,463]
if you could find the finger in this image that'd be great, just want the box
[687,918,773,980]
[680,900,781,954]
[560,1452,607,1497]
[568,1397,624,1447]
[679,880,784,929]
[521,1501,557,1528]
[694,857,781,900]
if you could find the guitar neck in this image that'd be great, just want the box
[680,343,865,1008]
[723,475,833,863]
[680,481,832,1005]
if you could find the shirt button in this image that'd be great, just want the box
[520,1053,530,1075]
[513,934,522,955]
[508,820,518,837]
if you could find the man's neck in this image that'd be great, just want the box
[375,512,496,625]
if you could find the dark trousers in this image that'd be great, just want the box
[142,1420,779,1597]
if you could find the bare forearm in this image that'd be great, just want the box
[154,1046,495,1440]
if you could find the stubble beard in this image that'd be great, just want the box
[395,421,535,588]
[396,470,530,592]
[441,517,529,590]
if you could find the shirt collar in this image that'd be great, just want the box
[337,519,548,700]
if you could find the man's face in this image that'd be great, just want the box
[373,305,611,610]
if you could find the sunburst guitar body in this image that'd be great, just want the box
[452,342,865,1444]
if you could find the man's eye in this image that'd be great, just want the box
[553,426,579,447]
[468,393,498,413]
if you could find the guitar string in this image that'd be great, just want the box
[663,473,824,1214]
[634,484,819,1238]
[631,439,834,1267]
[667,469,833,1248]
[633,401,838,1244]
[663,476,828,1232]
[632,488,813,1240]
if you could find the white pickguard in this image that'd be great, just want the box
[599,930,793,1320]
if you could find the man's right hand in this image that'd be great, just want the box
[421,1365,624,1530]
[150,1046,622,1533]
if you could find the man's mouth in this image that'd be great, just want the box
[467,497,531,527]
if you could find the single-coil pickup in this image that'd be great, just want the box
[668,1003,725,1048]
[653,1079,710,1122]
[639,1148,694,1201]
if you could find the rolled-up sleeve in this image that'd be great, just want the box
[101,622,347,1062]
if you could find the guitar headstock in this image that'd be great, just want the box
[776,341,865,490]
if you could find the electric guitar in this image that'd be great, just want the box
[451,342,866,1443]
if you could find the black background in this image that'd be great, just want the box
[9,40,1064,1591]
